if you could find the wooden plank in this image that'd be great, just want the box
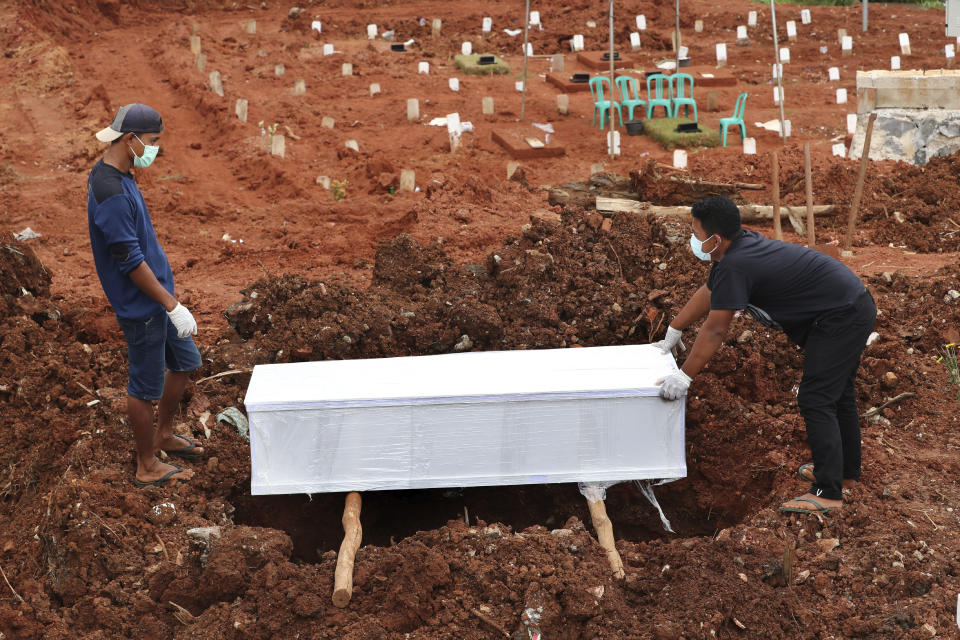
[595,197,836,221]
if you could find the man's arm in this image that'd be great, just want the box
[670,284,711,330]
[680,308,735,377]
[128,262,178,312]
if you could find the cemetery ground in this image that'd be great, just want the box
[2,0,960,638]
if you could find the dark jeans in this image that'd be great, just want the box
[797,289,877,501]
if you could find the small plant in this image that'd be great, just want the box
[331,179,348,201]
[936,343,960,403]
[257,120,280,142]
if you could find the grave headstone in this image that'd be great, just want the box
[482,17,492,34]
[246,20,256,34]
[322,116,335,129]
[446,112,461,152]
[748,11,757,27]
[832,143,846,157]
[190,36,201,55]
[695,20,703,33]
[679,45,689,58]
[773,86,783,105]
[235,98,248,122]
[270,134,285,158]
[195,52,207,72]
[323,44,334,56]
[636,15,646,30]
[418,61,429,74]
[716,43,727,67]
[523,42,533,57]
[706,90,719,111]
[461,42,472,55]
[407,98,419,121]
[899,33,911,55]
[737,26,748,43]
[571,35,584,51]
[837,28,847,44]
[294,79,306,95]
[890,56,900,70]
[673,149,687,170]
[630,32,641,51]
[369,82,381,96]
[782,120,792,137]
[482,96,494,115]
[786,21,797,41]
[400,170,415,192]
[344,140,360,152]
[432,18,442,37]
[841,35,852,56]
[836,88,847,104]
[367,24,377,40]
[672,31,682,51]
[800,9,811,24]
[507,161,521,180]
[311,20,322,33]
[846,113,857,134]
[209,70,223,97]
[274,64,285,76]
[743,138,756,154]
[779,47,790,63]
[530,11,541,27]
[552,53,565,72]
[947,44,956,65]
[607,130,621,156]
[515,80,524,91]
[342,63,353,76]
[828,66,840,81]
[449,78,460,92]
[772,63,783,79]
[557,94,569,115]
[316,175,331,189]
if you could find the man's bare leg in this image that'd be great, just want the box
[154,370,204,456]
[128,394,194,484]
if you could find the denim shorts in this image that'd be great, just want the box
[118,313,203,401]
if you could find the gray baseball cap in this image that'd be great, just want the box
[95,103,164,142]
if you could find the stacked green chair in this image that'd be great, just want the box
[588,76,623,128]
[669,73,697,120]
[614,76,646,121]
[645,73,672,118]
[719,92,749,146]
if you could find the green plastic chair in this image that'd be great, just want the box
[588,76,623,128]
[669,73,697,120]
[645,73,672,118]
[719,92,748,146]
[614,76,646,121]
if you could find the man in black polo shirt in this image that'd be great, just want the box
[653,196,876,514]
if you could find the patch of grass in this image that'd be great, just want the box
[642,117,720,149]
[454,54,510,75]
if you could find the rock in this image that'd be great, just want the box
[945,289,960,303]
[921,622,937,637]
[882,272,893,283]
[866,331,880,346]
[453,334,473,351]
[550,528,573,538]
[147,502,177,526]
[482,525,502,539]
[795,569,810,584]
[883,371,899,389]
[817,538,839,553]
[530,209,562,230]
[737,330,754,343]
[600,217,613,233]
[187,526,222,542]
[288,7,302,18]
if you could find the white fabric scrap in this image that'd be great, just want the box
[635,480,675,533]
[532,123,555,134]
[426,117,473,132]
[504,28,522,36]
[14,227,41,241]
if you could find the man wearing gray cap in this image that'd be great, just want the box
[87,103,204,488]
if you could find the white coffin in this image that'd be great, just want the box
[244,344,686,495]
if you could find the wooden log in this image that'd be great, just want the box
[587,498,625,579]
[844,113,877,251]
[595,197,836,221]
[332,492,362,608]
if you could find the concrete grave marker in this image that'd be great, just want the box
[316,175,331,189]
[342,63,353,76]
[773,86,784,105]
[400,170,415,192]
[636,15,646,30]
[189,36,201,55]
[446,112,462,152]
[515,80,524,91]
[323,44,334,56]
[801,9,811,24]
[432,18,442,37]
[841,36,853,56]
[782,120,792,137]
[294,79,305,95]
[779,47,790,63]
[322,116,335,129]
[836,88,847,104]
[947,44,956,65]
[837,28,847,44]
[673,149,687,169]
[235,98,248,122]
[671,31,682,51]
[270,134,285,158]
[630,32,641,51]
[772,63,783,79]
[449,78,460,92]
[311,20,321,33]
[507,161,522,180]
[557,94,569,115]
[552,53,565,72]
[523,42,533,56]
[482,96,494,115]
[344,140,360,152]
[847,113,857,134]
[679,45,689,58]
[461,42,472,55]
[407,98,419,121]
[246,20,256,34]
[418,61,429,74]
[571,35,584,51]
[748,11,757,27]
[274,64,285,76]
[890,56,900,70]
[786,21,797,41]
[530,11,541,27]
[482,17,492,34]
[832,143,846,157]
[195,53,206,72]
[695,20,703,33]
[743,137,757,154]
[209,70,223,97]
[367,24,377,40]
[716,43,727,66]
[607,130,621,156]
[828,66,840,81]
[737,26,748,42]
[369,83,381,96]
[899,33,911,55]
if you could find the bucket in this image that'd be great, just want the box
[624,120,644,136]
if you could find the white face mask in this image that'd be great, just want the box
[689,233,717,261]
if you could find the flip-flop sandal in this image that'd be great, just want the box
[163,434,204,460]
[779,497,836,514]
[798,463,816,482]
[134,465,186,488]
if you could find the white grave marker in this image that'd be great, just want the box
[321,116,335,129]
[482,17,492,33]
[235,98,248,122]
[342,63,353,76]
[399,170,415,192]
[716,43,728,66]
[832,143,846,157]
[316,176,331,189]
[772,63,783,79]
[890,56,900,70]
[209,70,224,97]
[367,24,377,39]
[189,36,201,55]
[679,45,689,58]
[294,79,305,95]
[841,35,852,56]
[344,140,360,152]
[406,98,419,121]
[557,94,569,115]
[783,120,792,137]
[515,80,524,91]
[630,32,641,51]
[899,33,911,55]
[836,88,847,104]
[449,78,460,92]
[523,42,533,57]
[195,52,206,72]
[482,96,494,115]
[530,11,541,27]
[779,47,790,63]
[947,44,956,61]
[673,149,687,170]
[695,20,703,33]
[311,20,322,33]
[786,21,797,41]
[432,18,442,37]
[737,25,748,41]
[323,43,334,56]
[607,130,621,156]
[828,66,840,81]
[801,9,811,25]
[552,53,565,72]
[773,86,784,105]
[446,112,461,152]
[418,61,429,74]
[270,134,285,158]
[636,15,647,30]
[369,83,381,97]
[846,113,857,134]
[274,64,285,76]
[748,11,757,27]
[743,138,756,154]
[246,20,256,35]
[461,42,472,55]
[571,35,584,51]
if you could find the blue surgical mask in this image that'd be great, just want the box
[689,233,717,261]
[130,134,159,168]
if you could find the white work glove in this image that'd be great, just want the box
[652,326,686,358]
[166,302,198,338]
[657,371,692,401]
